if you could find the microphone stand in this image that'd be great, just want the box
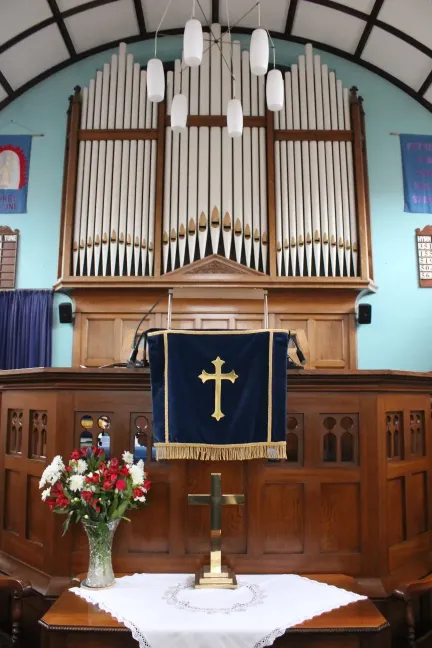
[98,294,166,370]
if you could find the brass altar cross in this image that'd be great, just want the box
[198,356,238,421]
[188,473,244,588]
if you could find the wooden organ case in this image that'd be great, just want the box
[3,30,431,616]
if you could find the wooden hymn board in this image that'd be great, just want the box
[0,226,18,289]
[416,226,432,287]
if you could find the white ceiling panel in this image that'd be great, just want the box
[293,1,366,55]
[219,0,290,32]
[362,26,432,90]
[142,0,211,32]
[331,0,375,14]
[379,0,432,51]
[0,25,69,90]
[0,0,52,46]
[0,86,8,103]
[65,0,139,53]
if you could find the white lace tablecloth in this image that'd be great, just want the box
[71,573,366,648]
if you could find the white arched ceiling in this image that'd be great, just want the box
[1,0,432,111]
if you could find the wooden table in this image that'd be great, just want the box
[39,575,390,648]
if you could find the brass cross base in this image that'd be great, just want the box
[194,565,238,589]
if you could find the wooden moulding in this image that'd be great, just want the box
[79,129,158,141]
[59,87,81,280]
[351,88,370,281]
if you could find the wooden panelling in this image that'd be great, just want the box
[410,471,427,537]
[262,483,304,553]
[26,475,46,546]
[387,478,406,547]
[83,318,116,365]
[4,470,21,535]
[127,481,170,554]
[313,319,346,369]
[72,288,359,369]
[0,369,431,598]
[320,484,360,553]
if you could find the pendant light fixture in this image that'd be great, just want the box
[224,0,242,137]
[227,98,243,138]
[147,58,165,102]
[147,0,174,102]
[183,1,203,67]
[265,33,284,112]
[171,94,188,132]
[250,28,269,76]
[266,69,284,111]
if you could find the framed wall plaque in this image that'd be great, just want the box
[416,226,432,287]
[0,226,19,288]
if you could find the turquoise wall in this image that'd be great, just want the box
[0,36,431,370]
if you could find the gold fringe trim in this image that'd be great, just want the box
[154,442,287,461]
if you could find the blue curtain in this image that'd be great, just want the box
[0,290,53,370]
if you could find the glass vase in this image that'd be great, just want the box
[81,519,120,589]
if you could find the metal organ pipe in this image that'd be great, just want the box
[322,64,337,277]
[344,87,358,275]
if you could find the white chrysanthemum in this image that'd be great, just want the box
[68,475,85,492]
[41,487,51,502]
[129,463,144,486]
[74,459,87,475]
[122,451,134,465]
[39,455,65,489]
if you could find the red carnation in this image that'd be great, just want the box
[47,497,56,510]
[115,479,127,491]
[70,449,81,461]
[56,495,69,509]
[52,482,64,495]
[119,466,129,477]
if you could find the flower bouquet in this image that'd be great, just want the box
[39,447,151,589]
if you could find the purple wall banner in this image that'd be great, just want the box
[0,135,32,214]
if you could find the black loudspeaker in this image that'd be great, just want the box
[357,303,372,324]
[59,302,73,324]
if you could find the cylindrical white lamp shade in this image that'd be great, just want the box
[227,99,243,138]
[147,58,165,102]
[266,69,284,111]
[183,19,203,67]
[250,28,269,76]
[171,94,188,132]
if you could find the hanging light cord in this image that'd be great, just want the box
[267,31,276,68]
[155,0,174,57]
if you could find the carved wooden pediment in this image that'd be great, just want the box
[165,254,265,278]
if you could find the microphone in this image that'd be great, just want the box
[126,296,166,368]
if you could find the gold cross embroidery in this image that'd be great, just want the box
[198,356,238,421]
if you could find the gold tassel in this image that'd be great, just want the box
[154,442,287,461]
